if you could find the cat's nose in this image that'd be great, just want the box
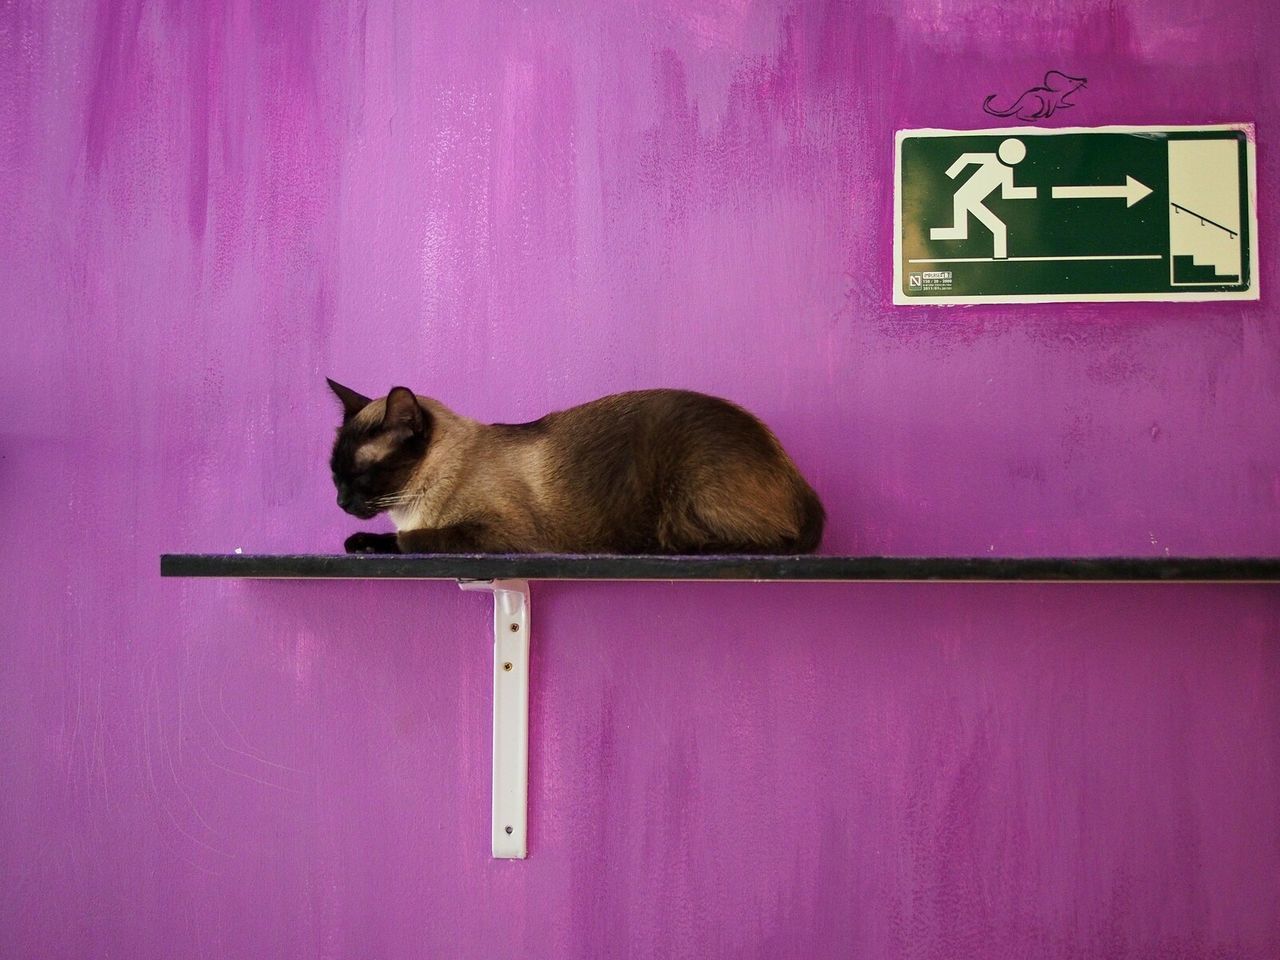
[337,491,352,509]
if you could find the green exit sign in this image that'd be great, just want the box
[894,125,1258,305]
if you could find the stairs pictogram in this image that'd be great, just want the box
[1171,255,1238,284]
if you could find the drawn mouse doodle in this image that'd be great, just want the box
[983,70,1087,122]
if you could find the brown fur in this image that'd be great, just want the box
[327,381,824,555]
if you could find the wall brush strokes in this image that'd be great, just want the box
[1,1,1278,958]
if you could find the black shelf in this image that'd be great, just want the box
[160,554,1280,582]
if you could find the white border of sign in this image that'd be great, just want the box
[892,124,1259,306]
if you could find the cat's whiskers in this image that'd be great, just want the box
[370,493,419,508]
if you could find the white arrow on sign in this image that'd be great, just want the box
[1051,175,1153,207]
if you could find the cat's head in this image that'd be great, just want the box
[327,379,432,519]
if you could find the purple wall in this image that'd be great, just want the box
[2,1,1278,957]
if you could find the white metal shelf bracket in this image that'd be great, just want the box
[458,578,530,859]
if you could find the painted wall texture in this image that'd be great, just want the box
[2,1,1278,958]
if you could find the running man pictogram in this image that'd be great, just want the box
[929,138,1037,259]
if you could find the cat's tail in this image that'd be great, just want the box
[982,94,1019,118]
[792,484,826,554]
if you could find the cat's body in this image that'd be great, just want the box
[327,381,824,555]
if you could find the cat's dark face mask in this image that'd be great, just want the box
[326,379,431,520]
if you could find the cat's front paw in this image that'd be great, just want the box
[344,532,401,554]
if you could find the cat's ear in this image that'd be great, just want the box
[382,386,426,435]
[327,378,371,422]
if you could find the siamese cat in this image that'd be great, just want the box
[327,379,825,555]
